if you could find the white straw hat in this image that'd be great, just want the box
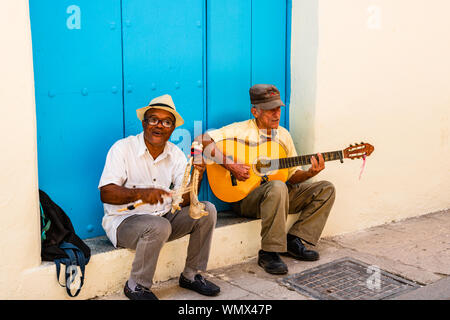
[136,94,184,128]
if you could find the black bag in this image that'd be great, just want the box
[39,189,91,297]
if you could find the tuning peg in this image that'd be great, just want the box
[349,144,353,147]
[361,141,364,144]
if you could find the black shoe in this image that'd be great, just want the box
[179,273,220,296]
[124,281,159,300]
[257,250,288,275]
[284,235,320,261]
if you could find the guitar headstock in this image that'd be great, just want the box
[343,142,374,160]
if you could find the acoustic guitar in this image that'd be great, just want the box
[206,138,374,203]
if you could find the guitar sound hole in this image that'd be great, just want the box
[257,159,273,175]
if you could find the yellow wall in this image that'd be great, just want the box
[290,0,450,235]
[0,0,449,299]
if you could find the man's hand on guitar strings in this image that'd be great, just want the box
[224,162,251,181]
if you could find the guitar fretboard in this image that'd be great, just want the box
[276,150,344,169]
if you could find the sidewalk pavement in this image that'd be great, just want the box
[95,209,449,300]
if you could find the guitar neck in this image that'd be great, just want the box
[277,150,344,169]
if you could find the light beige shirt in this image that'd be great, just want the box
[207,119,301,179]
[98,132,187,247]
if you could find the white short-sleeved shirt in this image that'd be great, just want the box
[98,132,187,247]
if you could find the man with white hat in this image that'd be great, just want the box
[98,94,220,300]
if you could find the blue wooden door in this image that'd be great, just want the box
[30,0,290,239]
[29,0,124,239]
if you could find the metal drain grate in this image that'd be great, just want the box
[279,257,420,300]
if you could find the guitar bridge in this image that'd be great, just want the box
[261,175,269,184]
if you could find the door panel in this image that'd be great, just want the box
[29,0,123,239]
[252,0,287,128]
[206,0,253,129]
[122,0,204,157]
[205,0,252,211]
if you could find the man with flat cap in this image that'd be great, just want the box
[99,94,220,300]
[195,84,335,275]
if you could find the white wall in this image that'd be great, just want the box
[0,0,41,297]
[290,0,450,235]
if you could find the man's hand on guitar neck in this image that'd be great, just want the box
[309,153,325,177]
[288,153,325,185]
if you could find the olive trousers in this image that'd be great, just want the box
[116,201,217,289]
[235,180,336,252]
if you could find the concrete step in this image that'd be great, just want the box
[27,211,299,300]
